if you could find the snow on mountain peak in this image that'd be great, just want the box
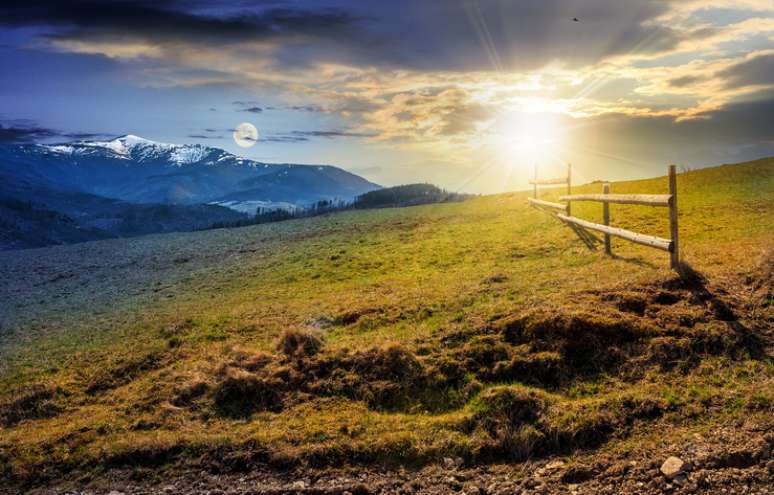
[36,134,259,167]
[61,134,210,164]
[116,134,158,146]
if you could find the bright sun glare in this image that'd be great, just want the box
[498,113,562,167]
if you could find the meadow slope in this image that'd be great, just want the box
[0,158,772,494]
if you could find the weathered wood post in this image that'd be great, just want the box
[533,163,538,199]
[668,165,679,269]
[602,182,611,255]
[566,163,572,216]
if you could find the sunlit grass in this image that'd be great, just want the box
[0,157,771,482]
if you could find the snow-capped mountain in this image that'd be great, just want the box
[45,134,212,165]
[0,135,381,208]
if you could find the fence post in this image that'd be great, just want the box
[668,165,679,269]
[566,163,572,216]
[533,163,538,199]
[602,182,611,255]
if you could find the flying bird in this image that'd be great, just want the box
[573,17,579,22]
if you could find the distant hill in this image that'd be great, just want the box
[0,175,245,250]
[353,183,470,208]
[0,197,113,250]
[206,183,472,230]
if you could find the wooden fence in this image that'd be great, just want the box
[529,164,680,269]
[528,163,572,215]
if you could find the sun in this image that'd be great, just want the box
[496,112,562,167]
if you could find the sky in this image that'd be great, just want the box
[0,0,773,192]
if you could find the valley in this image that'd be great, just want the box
[0,135,380,249]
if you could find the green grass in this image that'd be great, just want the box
[0,157,772,485]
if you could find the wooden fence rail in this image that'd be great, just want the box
[555,213,672,251]
[527,197,567,212]
[529,164,680,269]
[559,193,671,207]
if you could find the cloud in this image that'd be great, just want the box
[0,120,109,143]
[0,0,723,73]
[260,129,375,143]
[0,2,362,47]
[718,52,774,89]
[261,135,310,143]
[668,75,709,88]
[286,105,325,112]
[290,130,375,138]
[261,104,326,112]
[0,123,57,143]
[240,106,263,113]
[187,133,223,139]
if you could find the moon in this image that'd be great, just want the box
[233,122,259,148]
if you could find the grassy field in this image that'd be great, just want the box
[0,157,772,489]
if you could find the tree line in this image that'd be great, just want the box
[206,183,472,230]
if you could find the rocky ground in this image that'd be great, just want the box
[22,418,773,495]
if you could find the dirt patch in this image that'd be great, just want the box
[28,418,773,495]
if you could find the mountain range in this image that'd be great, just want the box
[0,135,380,249]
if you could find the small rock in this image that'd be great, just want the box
[661,456,686,480]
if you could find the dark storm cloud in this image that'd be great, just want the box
[0,123,57,143]
[0,1,361,45]
[718,54,774,89]
[569,91,774,169]
[0,120,110,143]
[259,0,699,71]
[0,0,702,72]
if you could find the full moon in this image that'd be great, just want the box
[233,122,259,148]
